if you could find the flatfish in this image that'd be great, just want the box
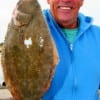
[1,0,59,99]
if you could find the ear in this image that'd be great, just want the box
[47,0,50,4]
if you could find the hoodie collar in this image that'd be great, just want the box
[43,9,93,33]
[43,9,93,41]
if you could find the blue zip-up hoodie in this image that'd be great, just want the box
[42,9,100,100]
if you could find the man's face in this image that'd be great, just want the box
[47,0,84,28]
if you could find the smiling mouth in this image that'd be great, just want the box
[58,6,73,10]
[59,6,72,10]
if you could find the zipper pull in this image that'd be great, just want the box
[70,44,73,51]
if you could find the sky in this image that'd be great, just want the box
[0,0,100,43]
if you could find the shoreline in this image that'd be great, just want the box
[0,88,13,100]
[0,49,13,99]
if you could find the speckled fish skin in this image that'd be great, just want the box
[1,0,59,100]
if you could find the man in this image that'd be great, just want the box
[42,0,100,100]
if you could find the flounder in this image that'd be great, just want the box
[1,0,59,99]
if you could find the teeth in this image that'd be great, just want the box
[60,7,71,10]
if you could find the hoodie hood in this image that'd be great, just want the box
[78,12,93,34]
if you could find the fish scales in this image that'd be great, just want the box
[1,0,59,100]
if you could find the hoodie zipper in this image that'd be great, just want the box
[69,43,77,100]
[56,25,78,100]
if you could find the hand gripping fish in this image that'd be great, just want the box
[1,0,59,99]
